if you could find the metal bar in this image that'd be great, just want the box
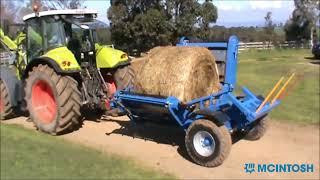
[242,87,257,100]
[116,93,168,106]
[97,68,109,92]
[176,38,228,48]
[224,36,239,86]
[186,88,229,106]
[255,100,281,120]
[226,93,251,117]
[271,73,296,104]
[178,43,228,48]
[168,107,184,126]
[256,77,284,113]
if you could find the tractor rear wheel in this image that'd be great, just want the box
[25,64,82,135]
[109,65,135,116]
[0,80,15,120]
[114,65,135,91]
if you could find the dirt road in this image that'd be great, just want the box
[3,116,319,179]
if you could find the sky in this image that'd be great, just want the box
[85,0,296,27]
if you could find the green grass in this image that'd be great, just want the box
[237,48,319,124]
[0,124,174,180]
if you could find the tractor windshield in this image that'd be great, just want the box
[69,18,109,45]
[69,23,93,52]
[44,18,65,49]
[88,20,110,45]
[64,17,110,59]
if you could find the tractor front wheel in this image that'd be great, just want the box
[25,64,82,135]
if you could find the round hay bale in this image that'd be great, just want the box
[132,46,220,102]
[129,57,147,75]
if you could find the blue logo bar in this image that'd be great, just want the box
[244,163,314,173]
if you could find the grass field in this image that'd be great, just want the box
[237,48,319,124]
[0,124,174,180]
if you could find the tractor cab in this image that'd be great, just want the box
[22,9,129,71]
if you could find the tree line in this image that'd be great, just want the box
[107,0,218,52]
[0,0,319,54]
[108,0,319,53]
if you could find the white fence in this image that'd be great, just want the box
[239,41,312,51]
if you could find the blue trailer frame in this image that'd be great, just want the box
[110,36,284,167]
[112,36,280,132]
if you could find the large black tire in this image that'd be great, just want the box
[185,120,232,167]
[0,80,15,120]
[114,65,135,91]
[25,64,82,135]
[245,117,269,141]
[109,65,135,116]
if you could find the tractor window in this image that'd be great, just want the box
[71,24,93,52]
[27,19,42,60]
[44,18,65,49]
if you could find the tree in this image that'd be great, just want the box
[0,0,32,37]
[284,0,320,41]
[264,12,276,45]
[197,0,218,40]
[40,0,85,10]
[107,0,218,53]
[0,0,32,24]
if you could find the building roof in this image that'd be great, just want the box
[23,9,98,21]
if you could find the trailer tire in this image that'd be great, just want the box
[0,80,15,120]
[25,64,82,135]
[185,120,232,167]
[245,117,269,141]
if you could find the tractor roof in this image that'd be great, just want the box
[23,9,98,21]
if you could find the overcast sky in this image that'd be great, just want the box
[83,0,295,27]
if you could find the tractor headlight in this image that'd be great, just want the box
[121,53,128,59]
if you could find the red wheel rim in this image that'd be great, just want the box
[105,76,117,95]
[104,76,116,110]
[31,80,57,124]
[108,81,117,95]
[0,97,3,112]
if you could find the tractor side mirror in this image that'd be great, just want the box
[22,27,27,34]
[65,36,71,44]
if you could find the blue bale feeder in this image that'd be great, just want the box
[111,36,290,167]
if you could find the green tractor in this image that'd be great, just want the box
[0,9,134,134]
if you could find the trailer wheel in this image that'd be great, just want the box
[0,80,15,120]
[185,120,232,167]
[25,64,82,135]
[245,117,269,141]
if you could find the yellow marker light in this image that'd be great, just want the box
[121,53,127,59]
[32,0,41,13]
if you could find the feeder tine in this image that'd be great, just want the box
[271,73,296,105]
[279,73,303,99]
[256,77,284,113]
